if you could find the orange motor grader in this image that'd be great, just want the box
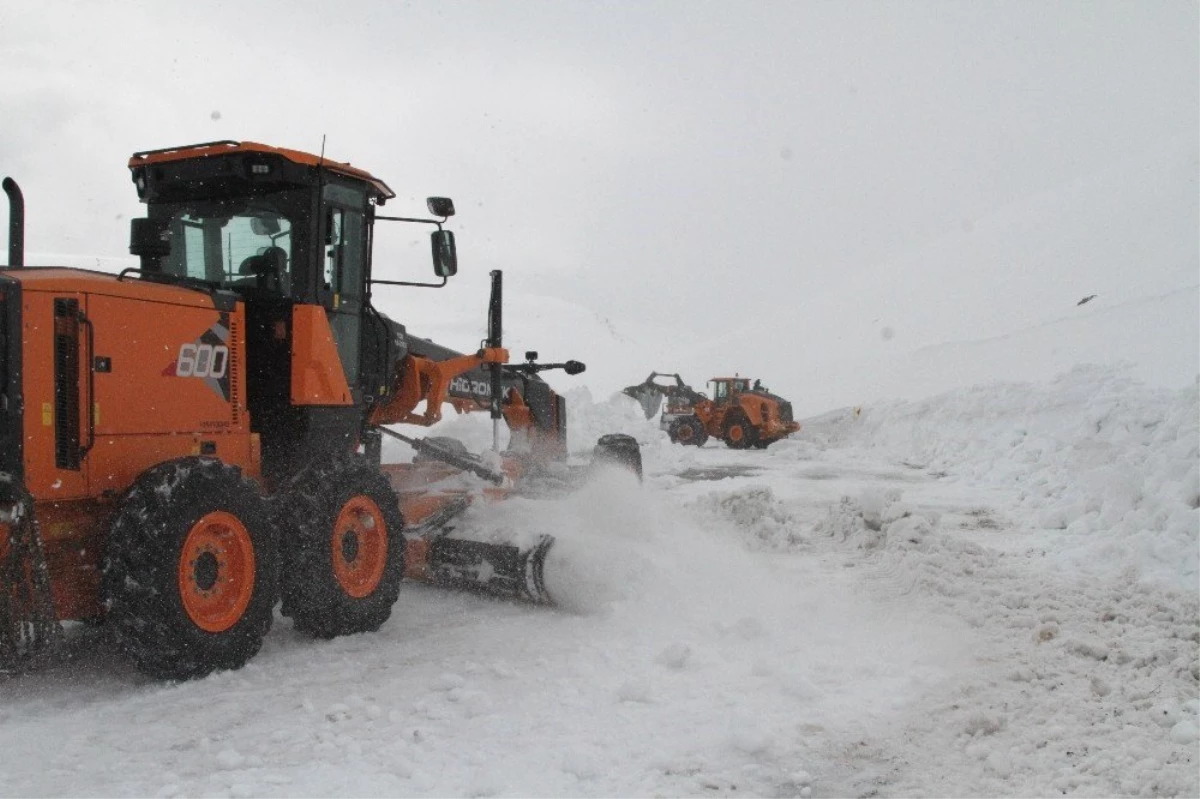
[0,141,637,679]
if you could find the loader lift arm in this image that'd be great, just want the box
[622,371,707,420]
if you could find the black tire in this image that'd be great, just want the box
[753,438,773,450]
[274,456,405,639]
[722,412,759,449]
[101,458,278,680]
[592,433,644,482]
[669,416,708,447]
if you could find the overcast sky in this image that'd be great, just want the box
[2,1,1196,404]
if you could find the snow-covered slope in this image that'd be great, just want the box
[807,365,1200,591]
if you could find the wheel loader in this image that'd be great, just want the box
[623,371,800,449]
[0,141,639,679]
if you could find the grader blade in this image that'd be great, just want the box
[401,493,555,605]
[426,533,554,604]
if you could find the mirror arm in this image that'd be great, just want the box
[369,275,448,289]
[373,215,454,284]
[374,215,447,228]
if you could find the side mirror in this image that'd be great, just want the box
[427,197,456,218]
[431,229,457,277]
[129,217,172,258]
[564,360,586,375]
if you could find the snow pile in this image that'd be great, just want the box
[815,488,1000,597]
[686,485,809,551]
[808,486,1200,797]
[813,366,1200,590]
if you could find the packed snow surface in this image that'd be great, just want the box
[2,367,1197,798]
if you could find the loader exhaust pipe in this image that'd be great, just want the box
[2,178,24,268]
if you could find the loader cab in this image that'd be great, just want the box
[707,377,750,405]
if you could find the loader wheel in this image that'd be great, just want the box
[669,416,708,447]
[753,438,774,450]
[592,433,644,482]
[101,458,278,680]
[722,413,759,449]
[275,456,405,640]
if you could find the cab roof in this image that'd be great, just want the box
[128,140,395,201]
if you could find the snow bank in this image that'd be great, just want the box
[803,366,1200,591]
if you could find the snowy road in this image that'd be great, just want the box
[2,371,1197,798]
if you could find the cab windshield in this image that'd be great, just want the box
[158,191,306,294]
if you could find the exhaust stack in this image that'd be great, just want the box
[2,178,23,268]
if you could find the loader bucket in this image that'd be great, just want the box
[0,476,61,674]
[622,382,664,420]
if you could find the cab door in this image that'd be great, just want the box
[318,183,368,398]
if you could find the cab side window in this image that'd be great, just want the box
[320,189,367,309]
[320,183,369,386]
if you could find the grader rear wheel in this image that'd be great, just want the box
[101,458,279,680]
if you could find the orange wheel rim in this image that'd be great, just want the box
[730,425,744,442]
[679,426,693,441]
[332,496,388,598]
[178,511,256,633]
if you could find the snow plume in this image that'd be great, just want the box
[808,366,1200,590]
[443,462,972,797]
[465,465,796,617]
[379,382,663,464]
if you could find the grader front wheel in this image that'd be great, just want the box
[275,456,405,640]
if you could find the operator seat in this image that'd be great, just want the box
[237,246,287,293]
